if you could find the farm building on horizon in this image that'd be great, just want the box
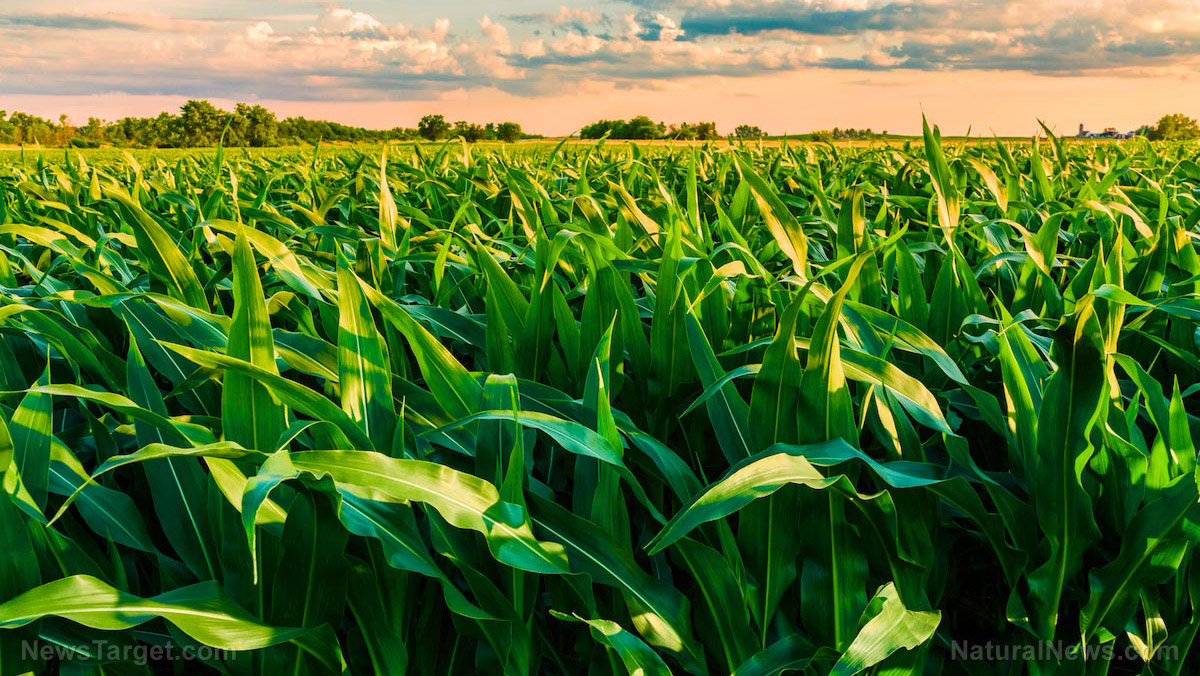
[1077,123,1135,139]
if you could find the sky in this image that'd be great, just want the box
[2,0,1199,136]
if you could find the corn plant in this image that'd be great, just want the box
[0,126,1199,675]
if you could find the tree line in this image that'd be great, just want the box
[579,116,712,140]
[578,116,763,140]
[575,117,778,141]
[414,115,528,143]
[0,104,764,148]
[1136,114,1200,141]
[0,101,534,148]
[12,102,1191,148]
[805,127,884,142]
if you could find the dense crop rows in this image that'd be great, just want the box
[0,126,1199,675]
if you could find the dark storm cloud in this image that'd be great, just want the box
[0,13,146,30]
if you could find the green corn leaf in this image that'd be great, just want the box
[10,365,52,512]
[829,583,940,676]
[532,495,702,669]
[0,575,343,670]
[250,449,570,576]
[357,276,482,421]
[104,185,208,309]
[551,611,673,676]
[731,634,821,676]
[1027,308,1108,640]
[735,155,808,278]
[336,252,396,451]
[160,341,372,451]
[798,255,868,446]
[224,230,287,452]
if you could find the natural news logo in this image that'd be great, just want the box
[948,640,1178,663]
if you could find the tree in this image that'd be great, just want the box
[178,100,226,147]
[580,119,620,139]
[665,121,718,141]
[152,111,182,147]
[418,114,451,141]
[452,120,487,142]
[7,111,55,145]
[583,116,721,141]
[667,122,695,140]
[734,124,766,139]
[80,117,105,142]
[1150,113,1200,141]
[693,121,719,140]
[496,121,522,143]
[624,116,665,140]
[233,104,278,147]
[56,114,73,146]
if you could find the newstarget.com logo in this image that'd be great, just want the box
[23,640,235,667]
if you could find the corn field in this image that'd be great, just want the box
[1,123,1199,675]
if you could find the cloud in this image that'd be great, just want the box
[633,13,687,41]
[678,3,943,37]
[0,6,526,100]
[506,6,609,34]
[1,0,1197,104]
[315,7,388,38]
[0,13,147,31]
[663,0,1200,75]
[512,23,821,82]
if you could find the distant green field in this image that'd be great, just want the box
[1,127,1199,674]
[0,132,1143,164]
